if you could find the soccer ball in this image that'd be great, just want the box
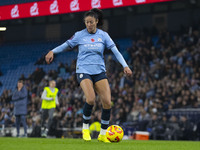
[106,125,124,142]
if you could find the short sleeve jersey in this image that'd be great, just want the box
[66,28,115,75]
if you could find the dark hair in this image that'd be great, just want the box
[84,8,103,27]
[18,80,24,84]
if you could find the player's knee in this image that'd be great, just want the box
[103,99,111,109]
[86,95,96,105]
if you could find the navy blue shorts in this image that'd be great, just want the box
[76,72,107,84]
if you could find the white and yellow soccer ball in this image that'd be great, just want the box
[106,125,124,142]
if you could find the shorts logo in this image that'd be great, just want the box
[80,74,83,78]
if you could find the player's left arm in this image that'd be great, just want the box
[104,32,132,76]
[45,42,69,64]
[110,46,132,76]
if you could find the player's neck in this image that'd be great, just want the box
[87,28,97,34]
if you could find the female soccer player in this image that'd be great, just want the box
[45,8,132,143]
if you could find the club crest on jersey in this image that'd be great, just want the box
[91,38,95,42]
[98,38,102,42]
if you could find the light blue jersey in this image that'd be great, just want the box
[67,28,115,74]
[52,28,128,75]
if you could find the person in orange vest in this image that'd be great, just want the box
[41,80,59,137]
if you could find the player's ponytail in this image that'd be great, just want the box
[84,8,104,27]
[90,8,103,27]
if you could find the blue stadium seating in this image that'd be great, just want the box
[0,41,77,93]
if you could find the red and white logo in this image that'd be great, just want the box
[135,0,146,3]
[70,0,80,11]
[91,0,101,8]
[11,5,19,18]
[50,0,59,14]
[30,3,39,16]
[91,38,95,42]
[113,0,123,6]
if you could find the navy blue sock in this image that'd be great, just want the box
[83,102,93,124]
[101,108,111,129]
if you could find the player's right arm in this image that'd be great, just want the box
[45,42,69,64]
[45,31,80,64]
[104,32,132,76]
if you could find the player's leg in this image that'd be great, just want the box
[15,115,20,137]
[41,109,48,137]
[94,79,111,143]
[80,78,96,141]
[47,108,55,135]
[21,115,27,137]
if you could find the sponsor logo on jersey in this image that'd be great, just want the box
[113,0,123,6]
[135,0,146,4]
[30,3,39,16]
[50,0,59,14]
[11,5,19,18]
[84,43,102,49]
[91,38,95,42]
[70,0,80,11]
[91,0,101,8]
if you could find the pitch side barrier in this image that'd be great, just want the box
[166,108,200,124]
[122,108,200,138]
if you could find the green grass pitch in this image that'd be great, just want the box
[0,138,199,150]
